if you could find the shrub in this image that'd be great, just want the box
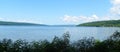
[0,31,120,52]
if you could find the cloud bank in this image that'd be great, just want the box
[0,18,43,24]
[63,15,110,23]
[62,0,120,24]
[110,0,120,15]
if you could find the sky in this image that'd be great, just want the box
[0,0,120,25]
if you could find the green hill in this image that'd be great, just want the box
[0,21,46,26]
[78,20,120,27]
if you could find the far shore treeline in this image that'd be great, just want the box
[78,20,120,27]
[0,21,47,26]
[0,31,120,52]
[1,20,120,27]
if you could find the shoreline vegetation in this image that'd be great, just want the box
[0,21,47,26]
[78,20,120,27]
[1,20,120,27]
[0,31,120,52]
[0,21,76,27]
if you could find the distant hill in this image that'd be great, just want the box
[0,21,47,26]
[78,20,120,27]
[49,25,75,27]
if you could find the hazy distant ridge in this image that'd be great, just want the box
[78,20,120,27]
[0,21,46,26]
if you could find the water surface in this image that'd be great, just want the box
[0,26,120,41]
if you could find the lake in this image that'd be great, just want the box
[0,26,120,41]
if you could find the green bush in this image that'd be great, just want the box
[0,31,120,52]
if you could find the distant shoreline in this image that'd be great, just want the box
[78,20,120,27]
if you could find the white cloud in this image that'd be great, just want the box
[111,0,120,5]
[11,20,43,24]
[63,15,80,23]
[110,6,120,15]
[110,0,120,15]
[62,0,120,24]
[15,20,34,23]
[0,18,43,24]
[0,17,44,24]
[62,14,111,23]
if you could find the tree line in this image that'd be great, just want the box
[0,31,120,52]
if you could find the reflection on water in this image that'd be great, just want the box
[0,26,120,41]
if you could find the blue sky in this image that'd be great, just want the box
[0,0,119,25]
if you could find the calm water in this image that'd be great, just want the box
[0,26,120,41]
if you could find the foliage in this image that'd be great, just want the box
[0,21,46,26]
[78,20,120,27]
[0,31,120,52]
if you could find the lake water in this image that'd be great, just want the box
[0,26,120,41]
